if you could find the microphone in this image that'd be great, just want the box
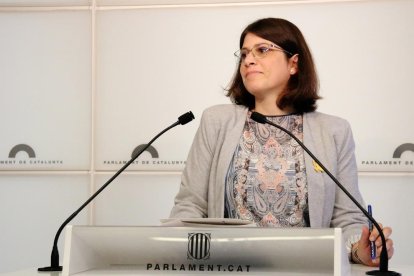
[250,111,400,276]
[38,111,195,272]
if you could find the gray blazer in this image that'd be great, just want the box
[170,104,367,242]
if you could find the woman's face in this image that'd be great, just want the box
[239,33,297,101]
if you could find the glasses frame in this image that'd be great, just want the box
[234,43,293,61]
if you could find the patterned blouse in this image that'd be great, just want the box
[225,111,309,227]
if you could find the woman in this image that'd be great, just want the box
[170,18,393,266]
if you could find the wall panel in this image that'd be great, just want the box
[0,10,91,171]
[94,8,232,171]
[359,174,414,266]
[92,174,181,225]
[0,175,89,273]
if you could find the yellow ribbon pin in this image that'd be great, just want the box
[313,160,324,173]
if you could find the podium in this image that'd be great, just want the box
[62,225,350,275]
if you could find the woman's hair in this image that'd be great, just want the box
[227,18,320,113]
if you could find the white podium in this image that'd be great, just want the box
[62,225,350,275]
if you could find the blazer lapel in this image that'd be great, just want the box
[214,106,248,217]
[303,112,325,228]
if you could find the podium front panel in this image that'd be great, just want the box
[62,225,348,275]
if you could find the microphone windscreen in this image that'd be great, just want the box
[251,112,267,124]
[178,111,195,125]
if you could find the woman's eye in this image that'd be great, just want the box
[257,46,269,53]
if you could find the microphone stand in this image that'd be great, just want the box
[38,111,194,272]
[251,111,400,276]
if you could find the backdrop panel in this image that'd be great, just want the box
[0,10,91,171]
[0,175,89,273]
[92,173,181,225]
[358,174,414,266]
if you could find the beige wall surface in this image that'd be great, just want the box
[0,0,413,273]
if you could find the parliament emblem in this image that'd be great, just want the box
[187,233,211,260]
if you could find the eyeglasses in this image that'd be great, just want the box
[234,43,293,61]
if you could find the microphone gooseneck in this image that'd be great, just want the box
[38,111,195,272]
[251,111,400,276]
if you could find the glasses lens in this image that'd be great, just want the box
[234,49,247,60]
[253,45,271,58]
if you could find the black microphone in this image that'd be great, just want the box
[250,111,400,276]
[38,111,195,272]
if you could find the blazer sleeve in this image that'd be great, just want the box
[329,118,368,241]
[169,109,215,218]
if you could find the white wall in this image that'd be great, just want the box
[0,0,413,273]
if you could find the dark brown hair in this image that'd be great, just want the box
[227,18,320,113]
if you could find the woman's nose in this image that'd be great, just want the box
[243,51,256,66]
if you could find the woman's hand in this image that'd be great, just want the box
[352,224,394,266]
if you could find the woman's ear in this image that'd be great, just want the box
[289,54,299,75]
